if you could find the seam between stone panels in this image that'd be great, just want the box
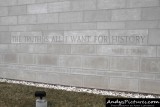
[138,79,140,92]
[108,77,111,90]
[95,0,97,10]
[139,56,141,73]
[125,0,128,8]
[156,46,158,57]
[82,10,85,22]
[9,20,159,25]
[81,55,83,70]
[147,29,150,45]
[109,56,112,72]
[139,57,142,73]
[108,56,110,71]
[16,0,18,5]
[0,52,156,58]
[2,3,160,10]
[46,1,49,14]
[57,12,60,23]
[140,7,143,21]
[23,6,145,15]
[3,27,155,31]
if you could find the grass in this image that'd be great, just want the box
[0,82,118,107]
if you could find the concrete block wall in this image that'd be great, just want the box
[0,0,160,94]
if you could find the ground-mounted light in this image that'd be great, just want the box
[35,91,47,107]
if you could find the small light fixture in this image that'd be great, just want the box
[35,91,47,107]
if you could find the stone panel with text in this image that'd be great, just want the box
[0,0,160,94]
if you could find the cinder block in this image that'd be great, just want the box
[0,0,8,6]
[0,26,8,31]
[27,24,48,31]
[60,55,81,68]
[139,79,160,94]
[0,7,8,16]
[83,75,108,89]
[8,44,19,53]
[142,7,160,20]
[9,0,17,6]
[36,0,59,3]
[6,67,23,80]
[97,22,125,29]
[149,29,160,45]
[0,44,8,53]
[59,68,70,74]
[46,67,64,73]
[6,69,23,80]
[20,70,37,81]
[19,54,35,65]
[11,31,42,37]
[97,45,156,57]
[0,64,9,68]
[126,72,155,80]
[110,57,139,72]
[28,65,46,72]
[36,71,59,84]
[126,21,159,29]
[155,74,160,80]
[0,32,10,43]
[37,13,58,24]
[71,69,97,75]
[59,12,83,23]
[71,45,96,55]
[9,44,27,53]
[127,0,159,8]
[14,65,28,70]
[99,71,124,77]
[71,23,96,30]
[48,0,59,2]
[36,0,47,3]
[9,5,27,15]
[83,56,109,70]
[18,15,37,24]
[9,25,27,31]
[58,74,83,87]
[18,0,35,5]
[48,1,71,12]
[47,44,71,55]
[3,54,18,64]
[71,0,96,11]
[0,16,17,25]
[97,0,126,9]
[140,58,160,73]
[36,55,59,66]
[109,78,138,92]
[83,0,97,10]
[28,44,47,53]
[157,47,160,57]
[27,4,47,14]
[110,30,148,45]
[5,69,19,80]
[84,10,111,22]
[0,0,17,6]
[112,9,141,21]
[0,68,7,77]
[48,23,71,31]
